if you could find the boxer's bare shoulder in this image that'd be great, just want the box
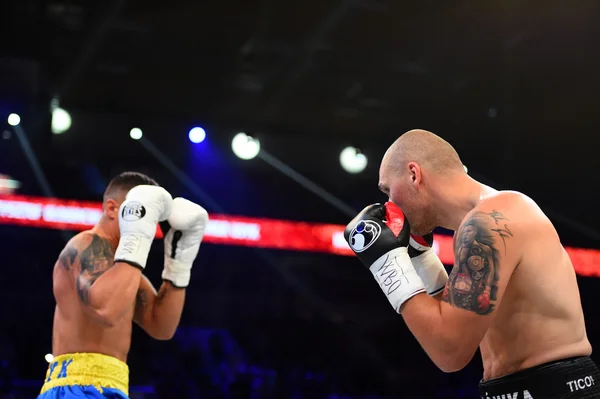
[442,191,529,316]
[469,193,592,379]
[55,231,116,305]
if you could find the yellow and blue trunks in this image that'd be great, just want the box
[37,353,129,399]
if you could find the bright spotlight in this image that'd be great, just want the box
[340,146,367,174]
[189,127,206,144]
[7,113,20,127]
[45,353,54,363]
[130,128,143,140]
[51,107,72,134]
[232,132,260,160]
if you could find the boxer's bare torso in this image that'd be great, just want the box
[449,191,591,381]
[52,230,147,362]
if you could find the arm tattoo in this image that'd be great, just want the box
[442,210,511,315]
[58,247,78,271]
[488,210,513,251]
[76,234,115,305]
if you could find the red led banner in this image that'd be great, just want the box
[0,195,599,277]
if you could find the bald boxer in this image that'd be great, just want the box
[344,130,599,398]
[38,172,209,399]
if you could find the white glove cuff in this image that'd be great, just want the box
[369,247,426,313]
[162,258,191,288]
[411,248,448,296]
[114,233,152,269]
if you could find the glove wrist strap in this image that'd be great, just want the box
[369,247,426,313]
[411,249,449,296]
[114,233,152,269]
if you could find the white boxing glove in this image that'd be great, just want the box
[408,233,449,296]
[162,197,209,288]
[114,185,173,269]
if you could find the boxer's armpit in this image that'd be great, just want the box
[442,210,512,315]
[76,234,115,305]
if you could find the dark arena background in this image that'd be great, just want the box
[2,1,600,398]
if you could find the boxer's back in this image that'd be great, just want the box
[52,231,134,362]
[478,192,591,380]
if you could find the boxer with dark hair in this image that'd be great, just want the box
[345,130,599,398]
[38,172,209,399]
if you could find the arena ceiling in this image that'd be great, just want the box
[3,0,600,246]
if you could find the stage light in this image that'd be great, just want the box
[463,164,468,173]
[232,132,260,160]
[7,113,20,127]
[340,146,367,174]
[45,354,54,363]
[51,107,72,134]
[130,128,143,140]
[189,127,206,143]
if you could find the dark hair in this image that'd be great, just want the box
[103,171,158,201]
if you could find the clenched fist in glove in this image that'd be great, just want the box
[162,197,209,288]
[408,233,449,296]
[344,201,426,313]
[115,185,173,269]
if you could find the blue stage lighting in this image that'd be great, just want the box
[189,127,206,143]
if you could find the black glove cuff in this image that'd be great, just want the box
[114,259,144,271]
[162,279,188,289]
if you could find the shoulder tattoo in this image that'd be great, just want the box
[58,246,78,271]
[76,234,115,305]
[441,210,513,315]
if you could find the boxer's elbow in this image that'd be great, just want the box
[429,336,477,373]
[431,342,477,373]
[91,307,121,328]
[147,326,177,340]
[433,353,473,373]
[88,300,130,328]
[141,318,177,340]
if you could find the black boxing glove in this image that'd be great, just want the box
[344,202,426,313]
[408,233,449,296]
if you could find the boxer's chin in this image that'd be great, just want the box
[410,222,434,236]
[410,225,425,236]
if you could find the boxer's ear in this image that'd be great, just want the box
[407,162,420,185]
[105,198,120,220]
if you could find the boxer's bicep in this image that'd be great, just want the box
[430,209,519,369]
[442,209,516,316]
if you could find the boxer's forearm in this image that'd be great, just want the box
[134,278,185,340]
[400,293,478,373]
[149,281,185,339]
[83,262,142,327]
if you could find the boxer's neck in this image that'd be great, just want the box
[433,174,488,231]
[93,216,120,249]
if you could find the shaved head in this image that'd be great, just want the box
[383,129,464,177]
[379,129,465,235]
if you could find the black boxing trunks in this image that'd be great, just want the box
[478,357,600,399]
